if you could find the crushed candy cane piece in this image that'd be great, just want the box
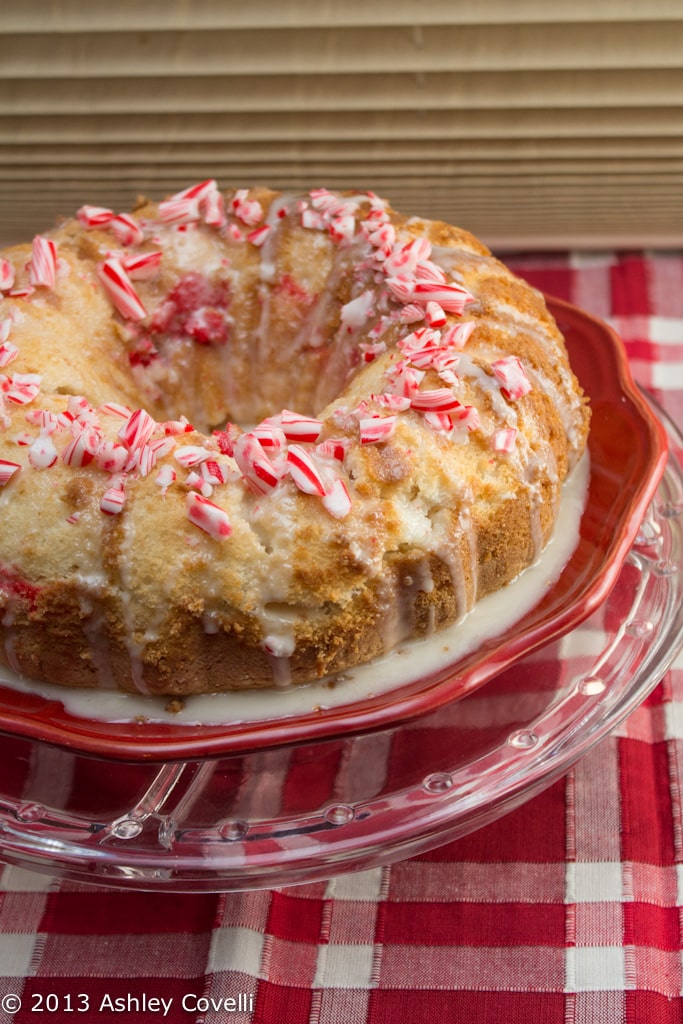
[77,205,114,228]
[410,388,462,413]
[2,373,41,405]
[287,445,326,496]
[157,195,200,225]
[174,444,210,468]
[233,433,281,495]
[359,416,397,444]
[29,236,57,289]
[29,434,58,469]
[155,464,177,492]
[280,410,324,443]
[0,342,19,367]
[118,408,156,450]
[231,190,264,226]
[61,428,101,467]
[246,225,271,247]
[322,476,352,518]
[109,213,144,247]
[492,427,518,452]
[98,258,147,321]
[491,357,532,399]
[0,259,15,292]
[100,487,126,515]
[122,251,162,280]
[186,492,232,540]
[0,459,21,485]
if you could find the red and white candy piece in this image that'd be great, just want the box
[157,195,201,225]
[155,464,177,493]
[410,388,462,413]
[99,401,133,420]
[233,433,281,495]
[279,409,324,443]
[29,434,58,469]
[441,321,476,351]
[2,373,41,405]
[251,422,287,453]
[383,237,430,277]
[374,393,411,412]
[399,303,425,324]
[322,476,352,519]
[161,416,194,437]
[359,415,397,444]
[66,395,96,422]
[76,205,114,228]
[118,408,156,450]
[231,189,264,226]
[122,251,162,281]
[29,236,57,289]
[385,274,415,304]
[98,258,147,322]
[492,427,518,452]
[329,212,356,243]
[186,492,232,540]
[286,445,326,496]
[451,405,481,431]
[397,327,442,367]
[0,459,21,486]
[127,443,160,478]
[246,225,271,247]
[491,357,532,399]
[0,342,19,368]
[94,440,129,474]
[100,487,126,515]
[25,409,62,432]
[415,259,447,284]
[0,259,15,292]
[109,213,144,247]
[301,208,326,231]
[200,459,229,487]
[172,179,219,204]
[411,281,474,314]
[422,411,454,433]
[315,437,350,463]
[424,301,447,328]
[359,341,387,362]
[61,427,101,468]
[174,444,210,468]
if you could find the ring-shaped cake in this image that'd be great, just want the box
[0,184,589,696]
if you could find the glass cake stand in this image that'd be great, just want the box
[0,395,679,892]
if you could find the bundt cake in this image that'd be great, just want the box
[0,183,589,696]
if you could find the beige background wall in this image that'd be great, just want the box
[1,1,682,249]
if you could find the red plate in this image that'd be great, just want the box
[0,296,669,761]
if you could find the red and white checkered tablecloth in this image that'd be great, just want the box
[1,251,682,1024]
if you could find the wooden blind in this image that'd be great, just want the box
[2,1,683,249]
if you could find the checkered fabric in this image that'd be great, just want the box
[0,252,682,1024]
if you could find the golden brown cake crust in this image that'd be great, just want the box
[0,185,589,695]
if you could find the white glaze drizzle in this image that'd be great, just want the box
[0,452,589,725]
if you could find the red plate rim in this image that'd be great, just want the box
[0,295,669,761]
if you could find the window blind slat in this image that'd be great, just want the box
[2,23,683,78]
[1,2,682,247]
[4,0,683,32]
